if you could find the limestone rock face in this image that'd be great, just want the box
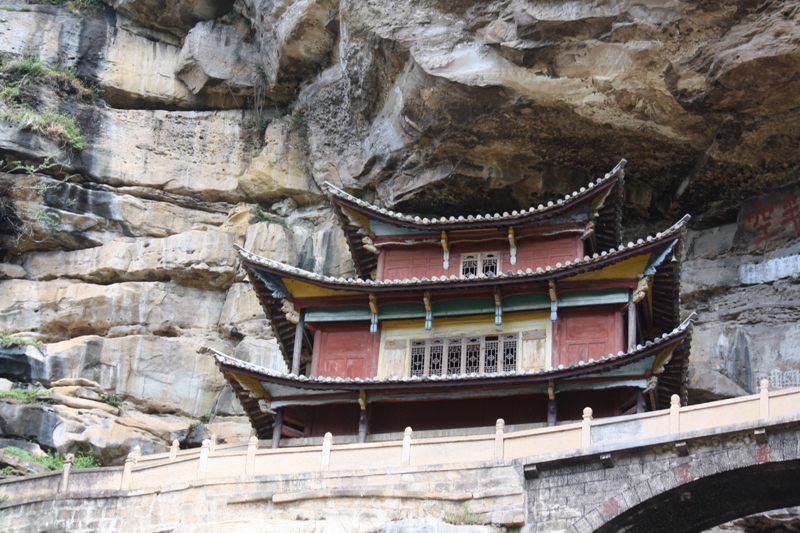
[176,20,258,96]
[107,0,234,38]
[80,109,251,203]
[0,6,243,109]
[22,230,240,289]
[0,280,227,340]
[242,207,354,276]
[0,400,189,463]
[238,119,324,205]
[46,334,227,416]
[240,0,338,100]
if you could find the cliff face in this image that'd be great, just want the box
[0,0,798,475]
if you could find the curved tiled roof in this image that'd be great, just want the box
[323,159,627,230]
[236,214,689,292]
[209,315,693,390]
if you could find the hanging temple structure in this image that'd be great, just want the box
[210,160,693,445]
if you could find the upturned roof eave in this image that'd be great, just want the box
[211,319,692,394]
[237,216,687,296]
[325,160,625,232]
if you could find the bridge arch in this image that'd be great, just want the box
[590,458,800,533]
[548,428,800,533]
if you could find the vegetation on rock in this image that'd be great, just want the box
[3,447,99,470]
[101,393,122,407]
[0,55,90,150]
[0,388,52,405]
[0,333,43,348]
[252,205,289,228]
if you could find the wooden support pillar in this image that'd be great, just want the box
[547,399,557,427]
[357,410,368,444]
[291,310,305,375]
[271,408,284,449]
[357,390,368,443]
[627,292,637,351]
[636,389,646,414]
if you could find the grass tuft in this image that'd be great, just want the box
[3,446,100,470]
[0,107,85,150]
[0,388,52,404]
[0,333,43,348]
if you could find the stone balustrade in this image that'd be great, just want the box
[2,380,798,502]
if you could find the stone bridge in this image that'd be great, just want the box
[1,382,799,532]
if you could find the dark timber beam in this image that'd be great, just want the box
[271,408,284,449]
[291,310,305,375]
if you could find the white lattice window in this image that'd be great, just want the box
[461,252,500,278]
[409,334,517,376]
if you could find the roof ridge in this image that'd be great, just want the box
[235,213,689,288]
[322,160,627,226]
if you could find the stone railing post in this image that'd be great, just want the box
[494,419,505,461]
[581,408,593,448]
[120,445,141,491]
[760,379,770,419]
[169,439,179,460]
[402,427,412,466]
[197,439,210,480]
[209,434,217,454]
[321,432,332,471]
[670,394,681,434]
[245,436,258,476]
[58,454,74,493]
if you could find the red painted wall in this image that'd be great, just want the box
[377,235,583,281]
[552,305,624,366]
[311,322,380,378]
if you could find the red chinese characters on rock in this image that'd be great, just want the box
[740,186,800,247]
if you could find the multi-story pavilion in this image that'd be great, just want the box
[211,160,693,445]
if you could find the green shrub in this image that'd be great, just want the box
[289,109,307,140]
[72,452,100,469]
[252,205,288,228]
[101,393,121,407]
[0,333,43,348]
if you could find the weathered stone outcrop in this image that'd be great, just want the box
[176,20,258,96]
[106,0,234,38]
[238,119,324,205]
[0,5,245,109]
[241,0,338,100]
[45,334,226,416]
[22,230,240,289]
[0,280,227,340]
[0,400,188,463]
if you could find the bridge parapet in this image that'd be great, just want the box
[1,381,799,527]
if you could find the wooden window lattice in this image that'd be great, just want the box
[408,334,517,376]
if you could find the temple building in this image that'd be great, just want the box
[211,160,693,445]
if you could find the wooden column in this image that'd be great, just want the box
[357,410,368,443]
[291,310,305,375]
[547,399,557,427]
[271,408,284,449]
[636,389,647,414]
[627,292,637,351]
